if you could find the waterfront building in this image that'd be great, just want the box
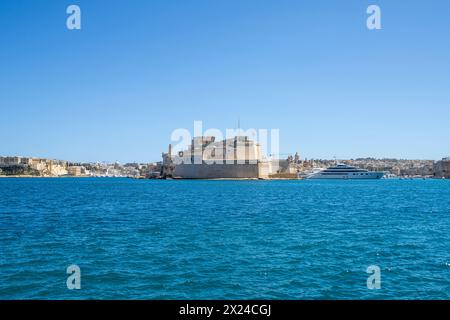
[433,157,450,178]
[49,161,68,176]
[20,157,33,165]
[67,166,83,176]
[0,156,22,165]
[29,158,48,172]
[161,136,272,179]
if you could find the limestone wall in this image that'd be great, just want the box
[434,160,450,178]
[173,163,260,179]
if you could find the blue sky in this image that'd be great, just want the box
[0,0,449,162]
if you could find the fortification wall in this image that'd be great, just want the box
[434,160,450,178]
[173,163,260,179]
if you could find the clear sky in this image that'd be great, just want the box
[1,0,449,162]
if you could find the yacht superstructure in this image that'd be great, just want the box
[307,164,384,179]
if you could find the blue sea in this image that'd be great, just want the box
[0,178,449,299]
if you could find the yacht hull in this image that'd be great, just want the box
[307,172,384,179]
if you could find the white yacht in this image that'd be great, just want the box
[307,164,384,179]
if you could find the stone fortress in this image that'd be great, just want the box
[161,136,273,179]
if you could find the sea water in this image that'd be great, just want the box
[0,178,449,299]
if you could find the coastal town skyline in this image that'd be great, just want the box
[0,148,449,165]
[1,153,449,179]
